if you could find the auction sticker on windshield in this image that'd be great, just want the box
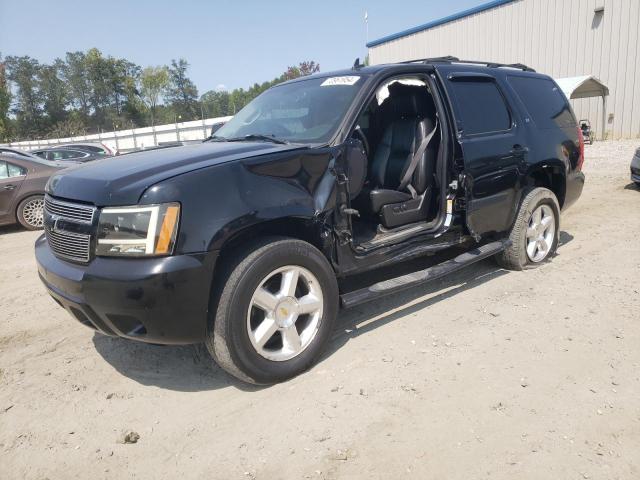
[321,76,360,86]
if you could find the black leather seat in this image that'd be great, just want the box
[368,83,437,229]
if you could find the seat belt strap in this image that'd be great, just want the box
[398,118,439,196]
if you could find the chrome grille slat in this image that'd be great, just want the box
[46,238,89,251]
[44,196,96,263]
[46,231,89,243]
[45,205,94,222]
[44,196,95,223]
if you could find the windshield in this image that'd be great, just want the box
[213,75,363,144]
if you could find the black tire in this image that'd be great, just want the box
[17,195,45,230]
[205,237,339,384]
[496,187,560,271]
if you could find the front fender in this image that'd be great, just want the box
[140,148,337,253]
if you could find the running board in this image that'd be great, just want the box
[340,240,510,308]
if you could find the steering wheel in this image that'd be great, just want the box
[353,126,370,158]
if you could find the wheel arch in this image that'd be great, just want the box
[522,163,566,208]
[216,217,327,265]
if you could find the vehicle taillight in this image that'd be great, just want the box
[576,126,585,171]
[102,142,115,156]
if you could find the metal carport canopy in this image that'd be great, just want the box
[555,75,609,140]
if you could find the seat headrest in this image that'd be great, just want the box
[388,82,435,120]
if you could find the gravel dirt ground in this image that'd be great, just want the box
[1,140,639,480]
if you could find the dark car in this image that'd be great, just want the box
[0,151,77,229]
[36,58,585,384]
[55,142,116,156]
[31,147,103,163]
[631,147,640,186]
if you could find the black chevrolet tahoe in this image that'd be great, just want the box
[36,58,585,384]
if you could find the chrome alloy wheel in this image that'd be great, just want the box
[247,265,324,361]
[526,204,555,262]
[22,197,44,228]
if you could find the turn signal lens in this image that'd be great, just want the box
[155,205,180,254]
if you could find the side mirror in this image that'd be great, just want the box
[344,138,367,199]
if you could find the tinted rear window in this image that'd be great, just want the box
[73,145,103,153]
[448,79,511,135]
[508,76,576,129]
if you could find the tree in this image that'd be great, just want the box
[1,51,321,141]
[165,58,198,120]
[38,59,68,127]
[108,58,140,117]
[47,114,86,139]
[283,60,320,81]
[62,51,91,119]
[140,66,169,124]
[5,55,43,138]
[84,48,112,126]
[0,55,12,142]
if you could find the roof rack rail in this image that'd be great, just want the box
[400,56,535,72]
[400,56,460,64]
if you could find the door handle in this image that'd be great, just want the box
[3,184,16,191]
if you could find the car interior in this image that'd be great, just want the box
[347,76,443,247]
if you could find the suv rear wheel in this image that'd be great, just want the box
[206,237,339,384]
[497,187,560,270]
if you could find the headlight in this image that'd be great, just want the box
[96,203,180,257]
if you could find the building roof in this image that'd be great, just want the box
[555,75,610,99]
[366,0,517,48]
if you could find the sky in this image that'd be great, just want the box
[0,0,485,95]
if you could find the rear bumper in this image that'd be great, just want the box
[35,234,218,345]
[563,170,585,210]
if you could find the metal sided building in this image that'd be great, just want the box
[367,0,640,139]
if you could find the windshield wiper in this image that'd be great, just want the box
[203,135,228,142]
[226,134,289,145]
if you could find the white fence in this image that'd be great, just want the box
[2,116,233,153]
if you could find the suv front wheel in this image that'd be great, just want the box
[497,187,561,270]
[206,237,339,384]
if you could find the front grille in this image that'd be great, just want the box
[44,196,96,263]
[45,228,91,263]
[44,196,95,223]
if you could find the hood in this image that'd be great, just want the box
[46,141,305,205]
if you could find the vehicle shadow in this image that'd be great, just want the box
[559,230,574,247]
[0,224,25,235]
[324,258,508,358]
[92,333,268,393]
[92,231,574,392]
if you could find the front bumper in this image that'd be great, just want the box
[35,234,218,345]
